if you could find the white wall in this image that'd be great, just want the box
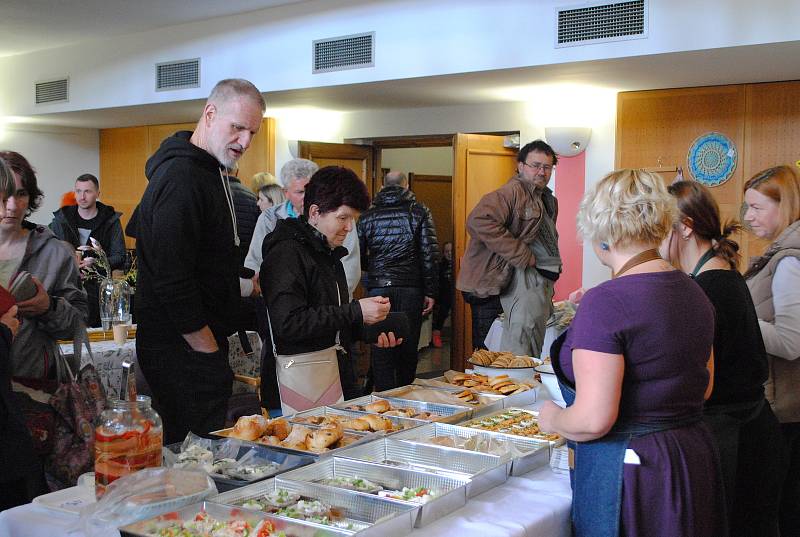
[0,125,99,223]
[380,147,453,177]
[1,0,799,118]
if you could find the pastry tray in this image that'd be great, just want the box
[277,457,469,527]
[119,500,350,537]
[214,477,417,537]
[209,422,375,458]
[391,422,551,477]
[288,406,426,435]
[375,385,506,416]
[460,407,565,446]
[333,395,473,424]
[415,376,538,409]
[335,437,508,497]
[165,442,315,492]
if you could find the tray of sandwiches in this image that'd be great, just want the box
[119,500,351,537]
[375,384,506,414]
[211,415,373,457]
[289,407,425,435]
[213,476,418,537]
[391,421,551,477]
[460,408,564,446]
[277,457,470,527]
[415,371,538,409]
[336,436,509,498]
[333,395,473,424]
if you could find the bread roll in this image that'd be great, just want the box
[268,418,291,441]
[364,399,391,413]
[308,428,342,450]
[340,418,371,431]
[281,424,311,447]
[362,413,393,431]
[231,414,269,440]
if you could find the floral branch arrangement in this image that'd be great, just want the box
[77,237,111,282]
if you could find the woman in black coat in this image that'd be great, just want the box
[259,166,400,409]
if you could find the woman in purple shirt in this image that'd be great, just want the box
[538,169,725,537]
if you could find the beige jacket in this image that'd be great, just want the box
[746,220,800,422]
[456,175,557,298]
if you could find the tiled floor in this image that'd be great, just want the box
[415,325,452,378]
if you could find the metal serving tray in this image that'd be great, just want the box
[375,385,506,417]
[165,442,315,492]
[335,437,509,497]
[288,406,425,435]
[278,457,469,527]
[460,407,566,447]
[417,376,538,409]
[214,477,417,537]
[119,500,351,537]
[391,422,551,477]
[209,423,374,458]
[334,395,473,424]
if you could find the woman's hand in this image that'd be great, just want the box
[1,305,20,338]
[359,296,391,325]
[375,331,403,348]
[537,400,563,433]
[16,277,51,317]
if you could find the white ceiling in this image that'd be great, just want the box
[23,41,800,129]
[0,0,309,57]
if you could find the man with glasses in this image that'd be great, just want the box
[457,140,560,356]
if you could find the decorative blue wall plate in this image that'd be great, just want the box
[687,132,737,187]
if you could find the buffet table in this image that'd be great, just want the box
[0,466,571,537]
[59,331,262,398]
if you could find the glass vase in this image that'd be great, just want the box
[98,278,131,330]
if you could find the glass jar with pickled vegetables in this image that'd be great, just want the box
[94,395,163,498]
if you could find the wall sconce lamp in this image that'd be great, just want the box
[544,127,592,157]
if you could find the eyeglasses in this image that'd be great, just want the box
[523,161,554,173]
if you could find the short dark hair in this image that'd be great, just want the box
[0,150,44,216]
[304,166,370,216]
[518,140,558,167]
[76,173,99,189]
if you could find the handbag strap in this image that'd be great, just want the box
[266,280,343,357]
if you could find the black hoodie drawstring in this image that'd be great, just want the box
[219,168,240,247]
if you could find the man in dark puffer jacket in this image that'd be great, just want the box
[358,171,439,390]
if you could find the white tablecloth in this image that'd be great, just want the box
[59,332,262,398]
[0,467,571,537]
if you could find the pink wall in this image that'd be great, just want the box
[553,153,585,301]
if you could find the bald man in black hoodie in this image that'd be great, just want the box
[134,79,265,443]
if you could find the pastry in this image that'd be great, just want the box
[308,428,342,451]
[231,414,269,440]
[364,399,391,413]
[339,418,371,431]
[361,413,393,431]
[265,418,291,441]
[282,424,312,447]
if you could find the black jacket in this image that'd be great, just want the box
[260,217,363,356]
[358,186,439,297]
[50,202,126,270]
[134,131,240,342]
[229,176,261,267]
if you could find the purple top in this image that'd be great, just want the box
[561,270,714,423]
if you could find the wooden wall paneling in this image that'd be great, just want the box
[99,126,150,248]
[743,81,800,263]
[409,174,453,246]
[146,122,196,157]
[236,117,276,184]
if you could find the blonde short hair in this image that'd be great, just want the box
[578,169,676,248]
[250,171,278,194]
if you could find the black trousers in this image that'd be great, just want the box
[463,292,503,351]
[137,334,232,445]
[780,421,800,537]
[368,286,424,391]
[432,287,452,331]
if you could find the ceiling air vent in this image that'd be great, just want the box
[313,32,375,74]
[35,78,69,104]
[156,58,200,91]
[556,0,647,48]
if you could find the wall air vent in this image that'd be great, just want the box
[156,58,200,91]
[556,0,647,47]
[313,32,374,74]
[35,78,69,104]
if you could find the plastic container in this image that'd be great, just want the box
[94,395,163,498]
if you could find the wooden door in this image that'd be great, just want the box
[409,173,453,246]
[297,141,374,194]
[452,134,519,371]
